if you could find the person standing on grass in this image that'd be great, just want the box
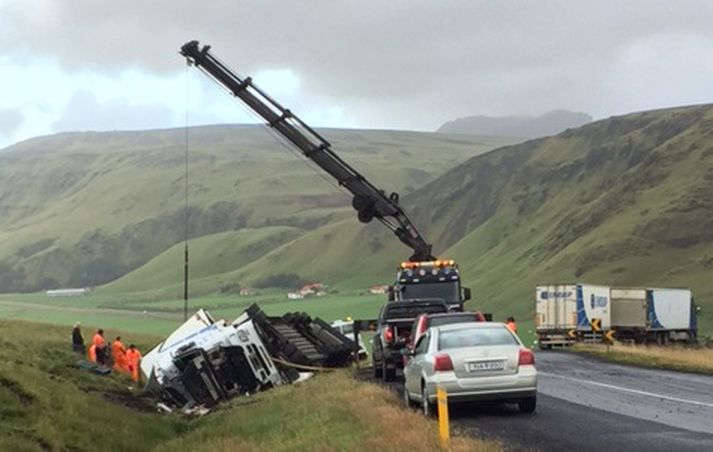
[112,336,128,373]
[93,329,108,365]
[126,344,142,383]
[71,322,85,355]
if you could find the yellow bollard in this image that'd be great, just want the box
[437,386,450,447]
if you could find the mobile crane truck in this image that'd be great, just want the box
[180,41,471,375]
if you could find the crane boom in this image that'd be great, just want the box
[180,40,434,261]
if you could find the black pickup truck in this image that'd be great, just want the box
[371,299,448,381]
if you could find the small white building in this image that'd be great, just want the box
[46,288,90,297]
[287,292,304,300]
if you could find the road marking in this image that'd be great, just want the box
[540,372,713,409]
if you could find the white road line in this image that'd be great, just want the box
[539,371,713,409]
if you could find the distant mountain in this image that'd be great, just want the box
[0,125,513,293]
[437,109,593,138]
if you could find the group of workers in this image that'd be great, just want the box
[71,323,142,382]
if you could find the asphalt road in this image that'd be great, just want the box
[368,351,713,451]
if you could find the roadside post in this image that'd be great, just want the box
[437,385,449,447]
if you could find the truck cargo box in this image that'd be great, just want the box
[610,288,647,328]
[648,288,694,331]
[536,284,578,331]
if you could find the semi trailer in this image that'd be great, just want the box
[536,283,698,347]
[610,287,697,344]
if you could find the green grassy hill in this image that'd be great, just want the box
[409,104,713,332]
[0,125,511,292]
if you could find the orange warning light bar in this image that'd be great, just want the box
[399,259,456,269]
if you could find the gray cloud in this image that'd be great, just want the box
[3,1,713,130]
[51,90,178,132]
[0,109,24,136]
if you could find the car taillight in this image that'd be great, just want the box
[433,353,454,372]
[519,348,535,365]
[383,325,394,344]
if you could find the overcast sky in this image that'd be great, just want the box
[1,0,713,148]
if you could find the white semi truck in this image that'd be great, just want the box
[535,283,610,348]
[536,284,698,347]
[610,287,698,344]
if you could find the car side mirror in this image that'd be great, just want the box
[462,287,472,301]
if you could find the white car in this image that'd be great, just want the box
[403,322,537,416]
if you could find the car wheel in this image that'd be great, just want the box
[383,362,396,382]
[518,396,536,413]
[422,385,435,417]
[373,360,383,379]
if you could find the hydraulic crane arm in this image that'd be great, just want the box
[180,40,434,261]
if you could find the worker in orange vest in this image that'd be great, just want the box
[93,329,108,365]
[125,344,142,383]
[111,336,129,373]
[506,317,518,334]
[87,344,97,362]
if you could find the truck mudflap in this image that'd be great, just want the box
[142,303,357,411]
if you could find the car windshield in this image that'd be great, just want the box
[385,303,446,319]
[340,324,353,335]
[438,327,518,350]
[401,282,459,305]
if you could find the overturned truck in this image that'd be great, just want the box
[141,304,356,409]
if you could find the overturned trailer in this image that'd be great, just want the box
[141,305,356,409]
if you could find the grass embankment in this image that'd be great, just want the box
[573,343,713,375]
[0,320,499,451]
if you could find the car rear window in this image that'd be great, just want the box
[429,314,476,328]
[385,303,446,319]
[438,327,518,350]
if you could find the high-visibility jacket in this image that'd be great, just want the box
[93,333,106,348]
[112,340,128,373]
[126,348,142,382]
[88,344,97,362]
[506,321,518,334]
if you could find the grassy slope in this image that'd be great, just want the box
[0,320,497,452]
[0,126,512,292]
[405,105,713,334]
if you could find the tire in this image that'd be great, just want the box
[382,361,396,382]
[539,343,552,351]
[518,396,536,413]
[422,384,435,417]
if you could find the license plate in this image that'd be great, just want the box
[468,361,505,372]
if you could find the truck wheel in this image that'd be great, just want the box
[518,396,536,413]
[422,385,435,417]
[539,343,552,350]
[382,362,396,382]
[373,360,383,379]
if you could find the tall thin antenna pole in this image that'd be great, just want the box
[183,63,190,321]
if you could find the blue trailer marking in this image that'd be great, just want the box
[646,290,664,330]
[576,285,589,328]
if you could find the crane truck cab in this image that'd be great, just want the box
[390,260,471,311]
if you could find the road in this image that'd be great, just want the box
[370,351,713,451]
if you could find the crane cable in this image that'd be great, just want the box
[183,62,190,322]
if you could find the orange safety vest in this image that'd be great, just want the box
[125,348,142,382]
[112,340,128,373]
[506,321,518,334]
[88,344,97,362]
[93,333,106,348]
